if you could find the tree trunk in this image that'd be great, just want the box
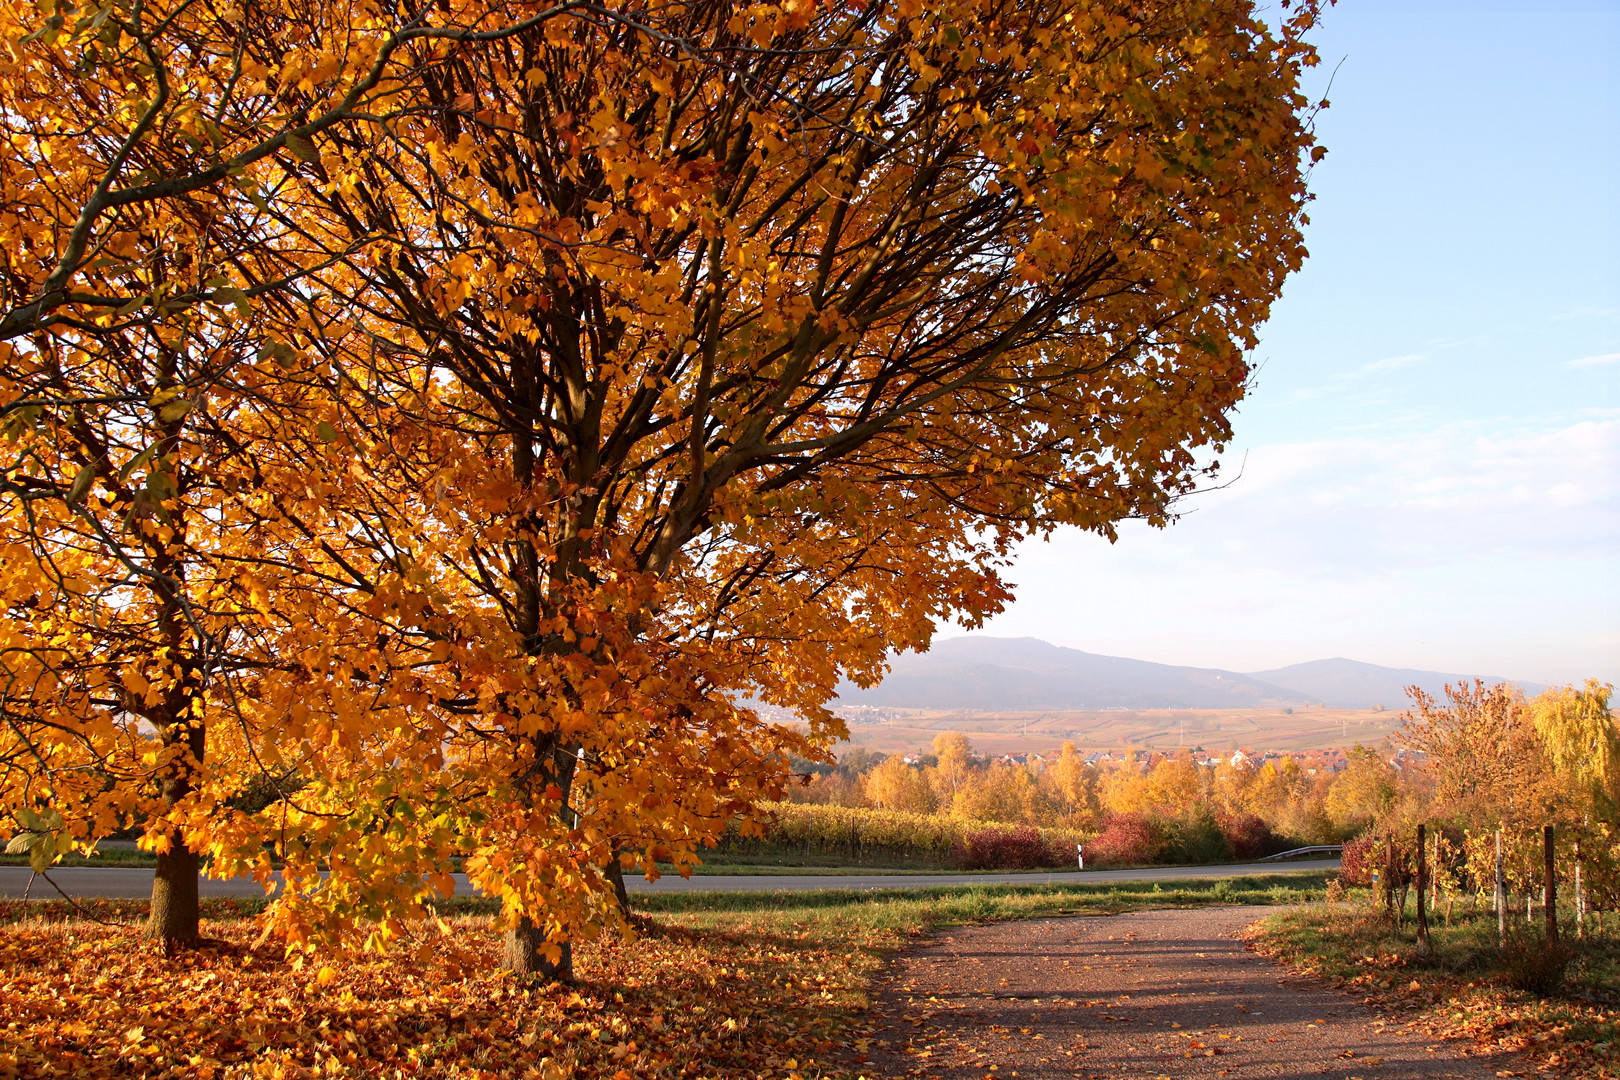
[606,851,630,919]
[146,837,200,949]
[502,915,574,983]
[139,368,205,951]
[145,720,203,948]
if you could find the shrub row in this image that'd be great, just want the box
[953,825,1074,870]
[1084,809,1289,867]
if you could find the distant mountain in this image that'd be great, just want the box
[1246,658,1542,711]
[835,637,1307,711]
[835,637,1541,712]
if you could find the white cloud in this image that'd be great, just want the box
[978,413,1620,685]
[1334,353,1425,381]
[1567,351,1620,368]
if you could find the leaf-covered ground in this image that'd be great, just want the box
[0,914,882,1080]
[1251,902,1620,1079]
[0,873,1331,1079]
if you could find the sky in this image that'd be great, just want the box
[966,0,1619,687]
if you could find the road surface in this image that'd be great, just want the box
[861,906,1500,1079]
[0,859,1337,899]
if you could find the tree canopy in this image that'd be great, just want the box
[2,0,1324,970]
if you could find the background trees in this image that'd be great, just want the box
[1396,681,1617,916]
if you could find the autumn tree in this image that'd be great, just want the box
[1531,680,1618,817]
[1397,682,1572,904]
[0,200,451,947]
[246,0,1320,978]
[1032,741,1100,828]
[1323,745,1398,835]
[0,78,303,943]
[0,0,707,949]
[863,755,937,814]
[1102,752,1204,815]
[0,284,322,946]
[930,732,979,807]
[1531,681,1620,911]
[8,0,1322,976]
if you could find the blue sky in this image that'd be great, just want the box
[969,0,1619,686]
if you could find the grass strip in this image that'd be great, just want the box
[1253,899,1620,1078]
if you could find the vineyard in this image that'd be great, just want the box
[711,802,1089,869]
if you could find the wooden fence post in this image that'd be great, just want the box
[1495,829,1506,945]
[1544,825,1559,947]
[1431,827,1440,912]
[1415,824,1431,955]
[1383,838,1397,922]
[1576,835,1585,940]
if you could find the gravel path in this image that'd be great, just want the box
[859,907,1507,1080]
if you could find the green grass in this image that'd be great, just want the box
[634,870,1331,932]
[1253,894,1620,1077]
[0,850,158,868]
[1258,891,1620,994]
[0,895,268,924]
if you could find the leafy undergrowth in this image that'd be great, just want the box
[0,872,1328,1079]
[1251,901,1620,1079]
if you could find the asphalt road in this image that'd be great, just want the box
[0,859,1337,899]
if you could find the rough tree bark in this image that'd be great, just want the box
[145,716,204,947]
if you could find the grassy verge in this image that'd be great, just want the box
[638,870,1330,920]
[1252,896,1620,1079]
[0,850,159,867]
[0,871,1326,1079]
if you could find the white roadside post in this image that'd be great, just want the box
[1077,843,1084,871]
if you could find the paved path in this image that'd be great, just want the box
[0,860,1336,899]
[861,907,1502,1080]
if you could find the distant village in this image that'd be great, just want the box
[893,744,1427,776]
